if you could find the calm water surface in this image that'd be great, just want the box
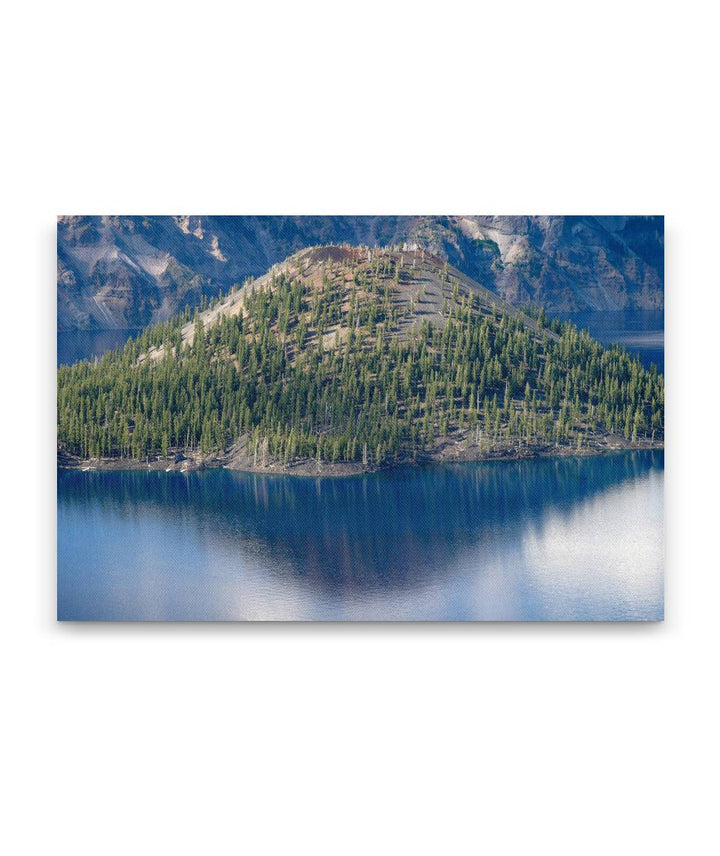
[57,329,142,367]
[57,312,664,370]
[559,310,664,372]
[57,313,664,621]
[57,451,664,621]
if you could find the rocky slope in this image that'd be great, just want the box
[58,244,663,475]
[139,244,549,364]
[57,215,663,330]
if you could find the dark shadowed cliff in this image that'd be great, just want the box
[57,215,663,330]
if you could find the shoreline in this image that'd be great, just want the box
[58,434,663,477]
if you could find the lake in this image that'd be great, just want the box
[559,310,664,372]
[57,451,664,621]
[57,310,664,622]
[57,329,143,367]
[56,311,664,370]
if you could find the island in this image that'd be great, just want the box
[57,245,664,476]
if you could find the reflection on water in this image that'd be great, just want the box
[57,451,664,621]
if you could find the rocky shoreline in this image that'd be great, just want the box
[58,432,663,477]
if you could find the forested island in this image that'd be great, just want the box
[57,246,664,475]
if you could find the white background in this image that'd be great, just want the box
[2,1,718,853]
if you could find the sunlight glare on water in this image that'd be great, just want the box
[57,451,664,621]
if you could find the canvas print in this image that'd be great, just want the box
[57,216,664,621]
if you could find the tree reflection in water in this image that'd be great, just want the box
[58,451,663,597]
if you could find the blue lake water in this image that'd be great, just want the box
[57,329,142,367]
[57,451,664,621]
[57,311,664,621]
[559,310,664,372]
[57,311,664,370]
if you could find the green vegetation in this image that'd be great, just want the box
[57,252,664,467]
